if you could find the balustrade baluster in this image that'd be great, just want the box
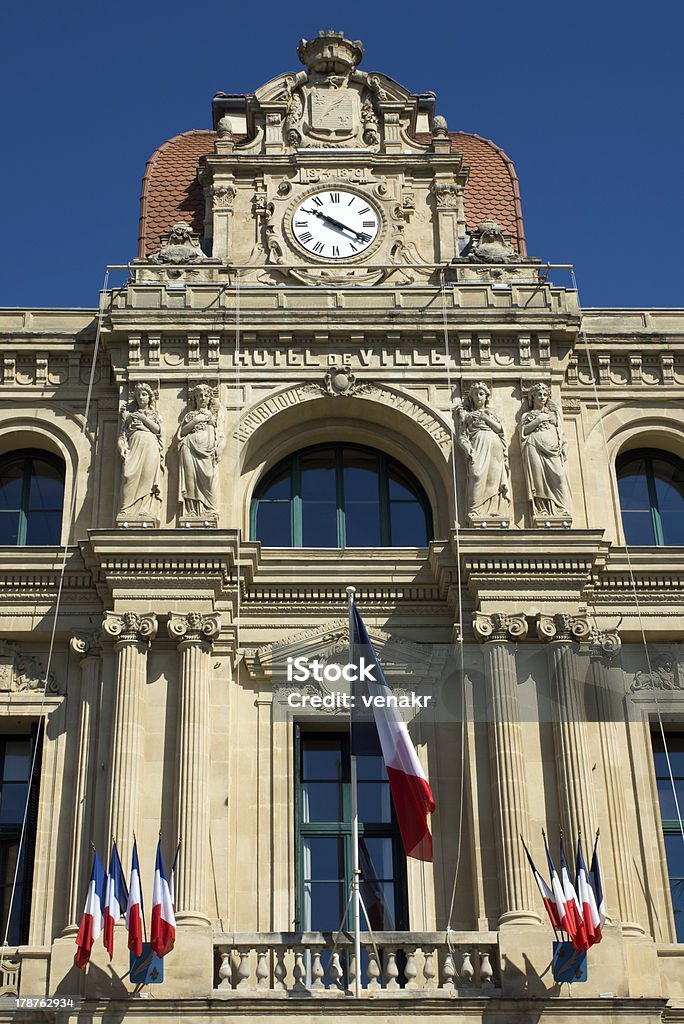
[218,951,232,989]
[256,948,269,989]
[423,948,437,991]
[460,949,474,984]
[328,950,343,990]
[273,948,287,990]
[442,950,456,991]
[236,949,251,990]
[383,947,399,990]
[293,947,307,992]
[404,946,418,990]
[311,949,325,990]
[367,948,381,991]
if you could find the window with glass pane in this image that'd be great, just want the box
[296,731,407,935]
[652,732,684,941]
[0,734,39,945]
[252,445,431,548]
[0,451,65,546]
[617,450,684,546]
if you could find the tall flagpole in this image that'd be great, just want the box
[346,585,361,998]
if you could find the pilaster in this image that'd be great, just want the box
[168,611,221,924]
[536,612,596,840]
[589,631,645,937]
[102,611,158,849]
[66,630,102,930]
[473,612,539,926]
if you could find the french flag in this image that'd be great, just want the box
[544,833,572,937]
[126,840,144,958]
[103,842,128,959]
[74,850,106,970]
[350,603,435,861]
[590,834,606,938]
[576,836,601,947]
[560,835,587,952]
[150,841,176,957]
[522,836,562,930]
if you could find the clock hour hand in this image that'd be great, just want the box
[302,207,365,242]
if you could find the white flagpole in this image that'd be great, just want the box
[346,585,361,998]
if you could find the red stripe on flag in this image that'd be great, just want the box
[74,914,95,970]
[150,904,175,958]
[386,766,435,862]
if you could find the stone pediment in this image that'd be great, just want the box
[235,31,429,156]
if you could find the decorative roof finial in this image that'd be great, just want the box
[297,30,364,74]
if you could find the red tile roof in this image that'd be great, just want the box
[138,130,526,258]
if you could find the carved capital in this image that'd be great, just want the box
[590,630,621,661]
[212,184,236,210]
[473,612,528,643]
[535,613,592,643]
[168,611,221,645]
[70,629,102,659]
[102,611,158,645]
[430,182,462,209]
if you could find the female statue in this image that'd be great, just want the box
[519,382,572,520]
[117,382,164,522]
[178,384,225,520]
[456,381,510,523]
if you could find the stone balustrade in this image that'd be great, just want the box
[0,948,21,996]
[213,932,499,996]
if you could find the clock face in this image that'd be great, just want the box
[291,189,380,259]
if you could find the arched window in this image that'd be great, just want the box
[251,445,432,548]
[617,449,684,545]
[0,450,65,546]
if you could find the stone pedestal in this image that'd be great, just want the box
[103,612,158,847]
[168,611,221,924]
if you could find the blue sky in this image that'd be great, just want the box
[1,1,681,309]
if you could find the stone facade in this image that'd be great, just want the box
[0,30,682,1024]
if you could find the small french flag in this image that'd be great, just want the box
[150,841,176,958]
[126,839,144,958]
[74,850,106,970]
[103,842,128,960]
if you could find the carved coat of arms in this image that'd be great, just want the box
[307,87,360,141]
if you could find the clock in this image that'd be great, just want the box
[290,188,381,260]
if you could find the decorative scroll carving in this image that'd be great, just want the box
[102,612,158,644]
[70,630,102,658]
[148,222,209,264]
[473,612,528,643]
[535,613,592,643]
[177,383,226,523]
[0,642,59,693]
[631,654,682,692]
[519,382,572,526]
[117,382,164,527]
[167,612,221,644]
[455,381,510,527]
[590,630,622,661]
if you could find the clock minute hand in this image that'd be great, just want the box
[303,207,364,241]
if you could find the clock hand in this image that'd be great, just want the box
[302,207,366,242]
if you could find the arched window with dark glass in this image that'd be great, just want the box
[617,449,684,546]
[0,450,65,546]
[251,445,432,548]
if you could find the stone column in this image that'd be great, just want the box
[66,630,102,928]
[474,612,540,925]
[536,613,596,841]
[590,631,644,935]
[168,611,221,923]
[103,612,158,846]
